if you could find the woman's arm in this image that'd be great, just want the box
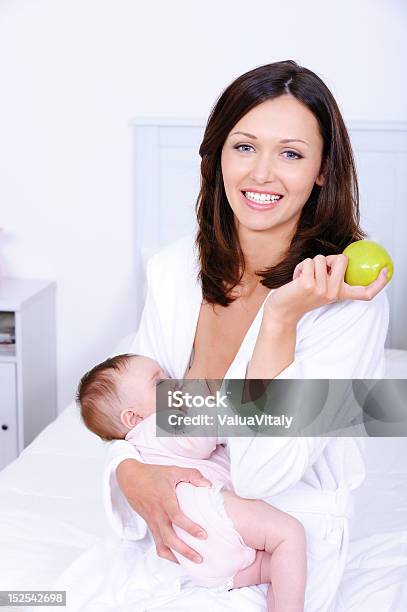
[232,289,389,499]
[233,255,389,500]
[246,314,297,380]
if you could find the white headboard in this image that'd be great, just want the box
[132,118,407,350]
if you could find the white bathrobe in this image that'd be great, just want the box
[104,234,389,612]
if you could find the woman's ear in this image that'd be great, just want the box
[316,159,327,187]
[120,409,143,430]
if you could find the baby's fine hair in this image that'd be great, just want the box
[76,353,134,441]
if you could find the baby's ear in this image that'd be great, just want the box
[120,409,143,429]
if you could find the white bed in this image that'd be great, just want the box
[1,119,407,610]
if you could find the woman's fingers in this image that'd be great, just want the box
[165,491,207,540]
[325,253,388,301]
[158,468,209,562]
[293,258,315,285]
[313,255,328,295]
[180,468,212,488]
[150,504,204,564]
[172,468,210,537]
[292,261,302,280]
[343,267,388,301]
[152,527,180,564]
[326,254,348,301]
[325,254,348,282]
[159,509,203,563]
[277,252,387,321]
[160,525,202,563]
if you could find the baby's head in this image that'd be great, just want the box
[76,353,167,441]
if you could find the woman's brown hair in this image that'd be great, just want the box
[196,60,365,306]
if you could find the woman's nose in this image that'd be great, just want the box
[249,155,277,184]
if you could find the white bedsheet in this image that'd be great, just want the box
[0,404,109,591]
[0,349,406,610]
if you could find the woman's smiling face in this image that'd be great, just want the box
[221,94,325,235]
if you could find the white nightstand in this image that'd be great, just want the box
[0,278,57,471]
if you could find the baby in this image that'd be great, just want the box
[77,354,306,612]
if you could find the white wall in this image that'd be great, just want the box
[0,0,406,413]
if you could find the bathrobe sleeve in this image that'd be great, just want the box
[103,256,167,540]
[229,289,389,500]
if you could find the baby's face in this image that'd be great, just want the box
[116,356,167,419]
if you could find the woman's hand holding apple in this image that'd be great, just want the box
[264,253,389,326]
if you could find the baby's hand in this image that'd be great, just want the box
[264,254,388,324]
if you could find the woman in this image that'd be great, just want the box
[105,60,389,611]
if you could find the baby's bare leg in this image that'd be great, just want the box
[222,491,306,612]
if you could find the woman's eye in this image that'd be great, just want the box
[282,150,302,160]
[234,144,255,153]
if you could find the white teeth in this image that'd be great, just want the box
[244,191,282,203]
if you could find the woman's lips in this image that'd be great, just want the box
[240,191,283,211]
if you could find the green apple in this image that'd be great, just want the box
[343,240,394,286]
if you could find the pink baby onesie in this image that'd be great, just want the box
[125,414,256,589]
